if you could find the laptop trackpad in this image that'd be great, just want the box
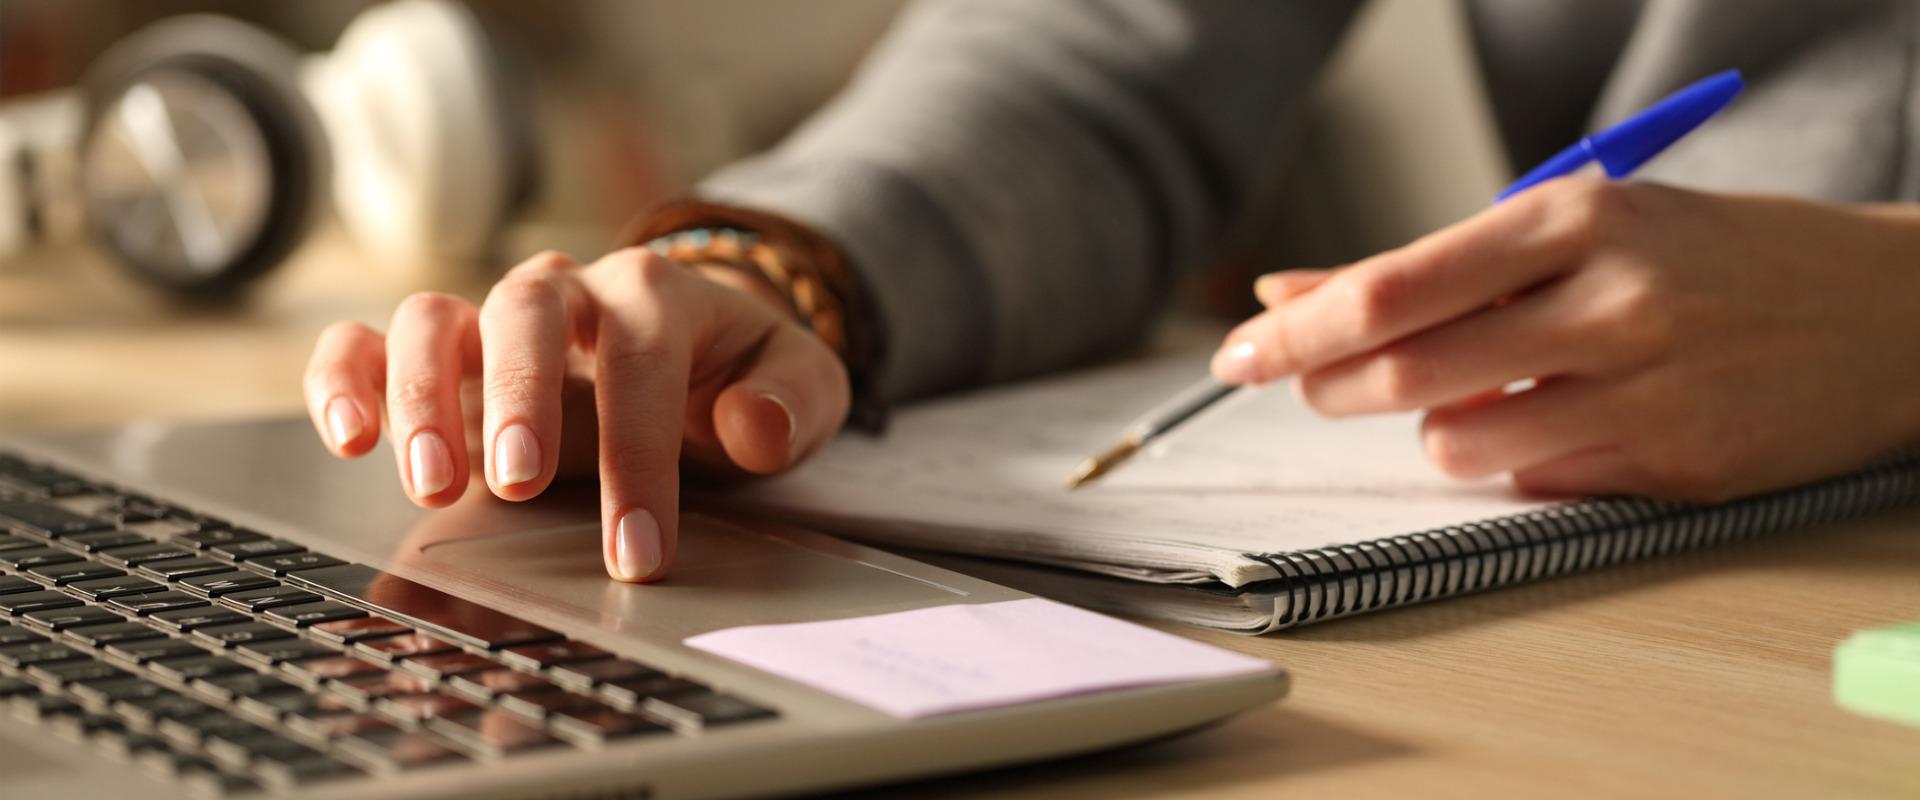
[405,513,979,639]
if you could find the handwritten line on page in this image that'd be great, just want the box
[683,598,1274,719]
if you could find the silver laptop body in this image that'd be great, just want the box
[0,417,1287,799]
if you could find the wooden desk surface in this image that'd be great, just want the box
[6,244,1919,799]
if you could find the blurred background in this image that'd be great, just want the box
[0,0,1506,429]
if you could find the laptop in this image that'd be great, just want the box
[0,416,1288,798]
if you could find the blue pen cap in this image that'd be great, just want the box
[1587,69,1745,177]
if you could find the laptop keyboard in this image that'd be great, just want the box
[0,453,777,795]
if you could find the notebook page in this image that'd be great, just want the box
[720,340,1555,588]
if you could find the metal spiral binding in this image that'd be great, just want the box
[1241,451,1920,630]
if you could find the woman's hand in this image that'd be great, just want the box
[302,248,851,582]
[1212,178,1920,502]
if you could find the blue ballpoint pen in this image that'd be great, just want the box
[1066,69,1747,489]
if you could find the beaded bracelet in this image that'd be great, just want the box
[626,201,886,432]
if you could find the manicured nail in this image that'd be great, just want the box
[1253,274,1286,306]
[614,509,663,581]
[493,423,540,487]
[760,392,798,448]
[325,397,363,449]
[1211,341,1265,385]
[408,431,453,497]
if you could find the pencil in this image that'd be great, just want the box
[1064,378,1239,489]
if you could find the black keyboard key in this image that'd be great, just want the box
[236,689,321,719]
[427,707,557,757]
[0,639,87,667]
[52,711,124,737]
[193,671,300,703]
[158,709,260,747]
[643,690,775,730]
[149,605,247,632]
[220,584,321,612]
[0,676,33,697]
[26,561,122,586]
[29,658,125,685]
[286,563,563,650]
[332,725,466,771]
[396,651,495,680]
[135,556,230,581]
[0,623,44,645]
[497,640,610,671]
[285,708,390,739]
[65,621,165,647]
[281,655,383,685]
[0,534,40,552]
[547,658,662,691]
[0,590,82,616]
[66,574,164,601]
[192,622,293,648]
[114,691,215,726]
[0,462,86,497]
[550,705,669,746]
[447,668,557,701]
[252,753,361,788]
[329,671,437,705]
[98,498,166,526]
[353,631,458,664]
[0,501,109,537]
[106,637,209,663]
[69,675,166,706]
[375,691,478,723]
[0,575,38,595]
[21,604,121,631]
[244,552,346,577]
[150,654,250,682]
[234,638,335,665]
[0,547,81,570]
[265,601,366,627]
[309,616,410,645]
[108,590,207,616]
[96,542,191,567]
[14,691,81,719]
[175,528,265,550]
[495,688,601,721]
[176,570,276,598]
[208,538,305,562]
[205,732,318,773]
[61,530,151,552]
[598,675,703,711]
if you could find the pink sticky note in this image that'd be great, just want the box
[682,598,1273,719]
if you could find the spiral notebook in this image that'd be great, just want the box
[715,330,1920,633]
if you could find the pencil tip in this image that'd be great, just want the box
[1062,439,1140,491]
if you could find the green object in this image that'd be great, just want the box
[1834,621,1920,728]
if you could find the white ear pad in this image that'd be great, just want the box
[0,123,25,260]
[308,0,509,267]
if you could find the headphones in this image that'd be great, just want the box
[0,0,534,299]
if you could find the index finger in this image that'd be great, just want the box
[1212,179,1601,385]
[580,253,693,583]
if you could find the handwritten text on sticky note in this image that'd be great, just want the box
[683,598,1274,719]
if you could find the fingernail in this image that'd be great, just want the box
[1211,341,1265,385]
[1253,274,1286,305]
[614,509,663,581]
[408,431,453,497]
[760,392,798,448]
[325,397,363,449]
[493,423,540,487]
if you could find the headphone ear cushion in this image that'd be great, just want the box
[78,15,324,297]
[313,0,519,268]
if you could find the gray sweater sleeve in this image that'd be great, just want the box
[698,0,1358,402]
